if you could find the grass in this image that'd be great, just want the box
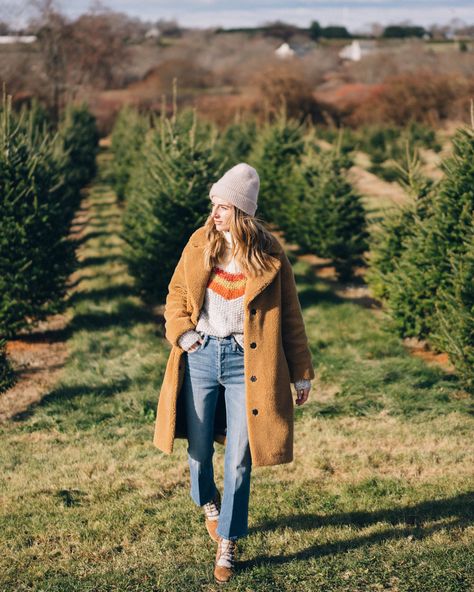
[1,150,473,591]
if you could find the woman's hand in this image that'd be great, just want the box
[295,386,310,406]
[188,338,203,353]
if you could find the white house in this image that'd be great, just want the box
[275,42,295,59]
[339,39,376,61]
[145,27,161,39]
[0,35,37,44]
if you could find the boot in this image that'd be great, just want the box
[214,536,237,584]
[203,489,221,542]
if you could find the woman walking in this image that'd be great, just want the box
[153,163,315,584]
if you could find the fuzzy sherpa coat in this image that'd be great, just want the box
[153,225,315,467]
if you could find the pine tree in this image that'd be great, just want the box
[59,103,99,193]
[110,106,149,202]
[0,96,76,337]
[431,228,474,392]
[292,146,368,280]
[380,125,474,338]
[0,339,15,393]
[122,107,220,302]
[248,106,305,229]
[367,149,434,303]
[214,117,257,170]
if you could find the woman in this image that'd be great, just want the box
[153,162,315,584]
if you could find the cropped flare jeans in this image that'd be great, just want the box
[182,332,252,541]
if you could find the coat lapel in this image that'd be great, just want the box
[186,230,282,312]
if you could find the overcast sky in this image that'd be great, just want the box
[6,1,474,31]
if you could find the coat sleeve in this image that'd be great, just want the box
[280,250,315,383]
[164,248,196,347]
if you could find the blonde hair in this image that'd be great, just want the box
[202,206,277,278]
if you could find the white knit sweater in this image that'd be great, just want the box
[178,230,311,391]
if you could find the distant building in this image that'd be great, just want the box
[0,35,37,44]
[145,27,161,39]
[339,39,376,61]
[275,42,295,59]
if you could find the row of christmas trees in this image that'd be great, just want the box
[368,125,474,392]
[111,90,473,393]
[0,95,99,392]
[112,96,368,304]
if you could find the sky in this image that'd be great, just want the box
[5,1,474,32]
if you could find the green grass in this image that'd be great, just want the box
[0,150,473,591]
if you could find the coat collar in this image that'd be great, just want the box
[186,226,282,311]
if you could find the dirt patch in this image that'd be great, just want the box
[403,337,456,373]
[0,312,71,422]
[348,164,408,208]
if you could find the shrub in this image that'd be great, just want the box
[349,72,468,127]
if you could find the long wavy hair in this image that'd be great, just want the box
[202,205,278,278]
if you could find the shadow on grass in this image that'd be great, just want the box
[67,284,139,305]
[66,269,125,290]
[77,254,125,268]
[245,491,474,567]
[11,376,133,421]
[71,230,111,247]
[295,269,383,311]
[70,300,157,331]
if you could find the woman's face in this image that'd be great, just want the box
[210,196,234,231]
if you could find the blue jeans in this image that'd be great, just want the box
[182,333,252,541]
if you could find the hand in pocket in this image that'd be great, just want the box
[188,338,203,353]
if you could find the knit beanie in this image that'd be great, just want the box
[209,163,259,216]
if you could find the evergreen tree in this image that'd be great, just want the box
[379,126,474,338]
[292,147,368,280]
[367,150,434,302]
[0,339,15,393]
[0,97,76,337]
[214,117,257,170]
[248,108,305,229]
[110,106,149,202]
[431,228,474,392]
[122,108,220,302]
[59,103,99,193]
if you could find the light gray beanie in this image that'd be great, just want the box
[209,163,259,216]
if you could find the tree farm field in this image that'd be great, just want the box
[1,149,473,592]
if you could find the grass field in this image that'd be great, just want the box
[1,149,473,591]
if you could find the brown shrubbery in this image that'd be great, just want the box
[251,62,329,123]
[346,71,473,126]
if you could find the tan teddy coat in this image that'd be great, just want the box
[153,225,315,467]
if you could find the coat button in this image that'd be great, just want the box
[250,342,256,348]
[250,308,257,315]
[252,408,258,415]
[250,375,257,382]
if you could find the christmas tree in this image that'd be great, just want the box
[122,106,219,302]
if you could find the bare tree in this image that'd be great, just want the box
[65,11,131,91]
[29,0,70,123]
[25,0,131,120]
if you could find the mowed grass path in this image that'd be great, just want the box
[1,150,474,592]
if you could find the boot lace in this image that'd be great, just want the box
[216,537,236,568]
[203,492,221,521]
